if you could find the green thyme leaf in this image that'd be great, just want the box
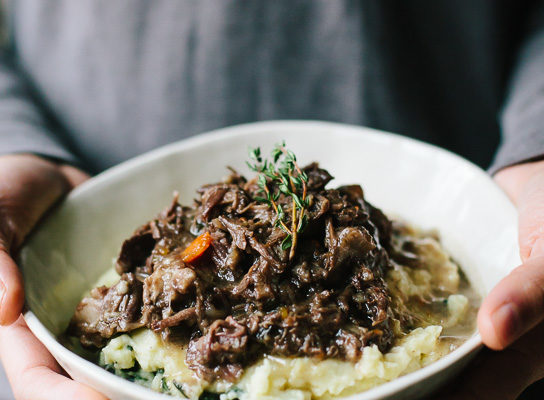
[281,235,292,250]
[246,142,308,260]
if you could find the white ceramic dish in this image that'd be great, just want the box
[20,120,520,400]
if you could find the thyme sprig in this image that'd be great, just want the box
[247,142,309,260]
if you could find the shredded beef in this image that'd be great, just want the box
[68,273,144,347]
[69,163,397,382]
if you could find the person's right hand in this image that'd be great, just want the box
[0,154,107,399]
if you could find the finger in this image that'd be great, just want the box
[58,164,90,188]
[0,250,24,325]
[0,316,108,400]
[478,255,544,350]
[0,155,71,248]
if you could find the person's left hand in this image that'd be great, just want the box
[0,155,107,400]
[429,159,544,399]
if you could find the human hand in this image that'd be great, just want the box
[0,316,108,400]
[481,159,544,348]
[429,159,544,399]
[0,154,107,399]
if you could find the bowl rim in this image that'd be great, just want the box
[23,119,513,399]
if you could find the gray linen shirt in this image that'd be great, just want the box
[0,0,544,174]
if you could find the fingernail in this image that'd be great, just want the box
[491,303,522,346]
[0,279,5,325]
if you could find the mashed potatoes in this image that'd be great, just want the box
[94,223,475,400]
[102,324,450,400]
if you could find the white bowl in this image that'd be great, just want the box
[20,120,520,400]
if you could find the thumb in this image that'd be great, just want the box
[481,165,544,349]
[478,255,544,349]
[0,249,23,325]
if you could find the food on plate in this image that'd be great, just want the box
[67,143,478,399]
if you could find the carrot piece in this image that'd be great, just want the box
[181,231,212,263]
